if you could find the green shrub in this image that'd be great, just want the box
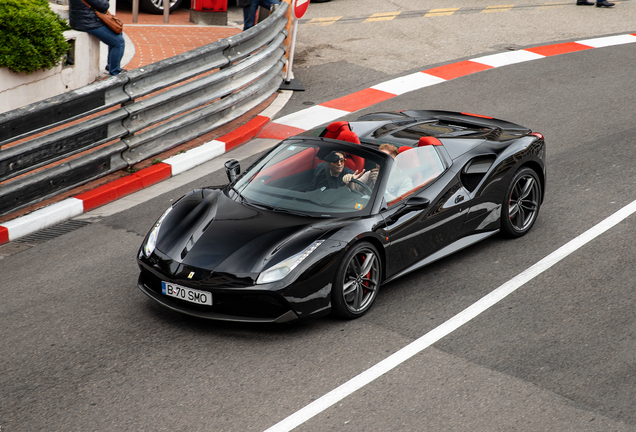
[0,0,71,74]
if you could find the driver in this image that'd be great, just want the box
[308,151,365,191]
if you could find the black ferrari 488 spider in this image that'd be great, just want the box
[137,110,546,323]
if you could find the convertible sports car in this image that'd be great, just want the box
[137,110,546,323]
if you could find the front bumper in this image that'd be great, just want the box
[137,270,299,323]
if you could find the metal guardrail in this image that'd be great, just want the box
[0,1,289,217]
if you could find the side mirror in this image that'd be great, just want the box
[384,196,430,225]
[224,159,240,183]
[404,196,430,210]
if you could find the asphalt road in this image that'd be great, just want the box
[275,0,636,117]
[2,1,636,431]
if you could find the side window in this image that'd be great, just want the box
[385,147,445,206]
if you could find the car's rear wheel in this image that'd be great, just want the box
[501,167,542,238]
[140,0,183,14]
[331,242,381,319]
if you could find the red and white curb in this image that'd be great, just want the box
[259,33,636,140]
[0,112,279,245]
[1,33,635,246]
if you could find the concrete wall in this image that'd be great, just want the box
[0,31,101,114]
[0,3,102,114]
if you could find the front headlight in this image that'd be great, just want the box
[256,240,325,284]
[142,206,173,257]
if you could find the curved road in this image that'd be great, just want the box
[2,2,636,431]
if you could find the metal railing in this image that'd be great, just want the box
[0,1,289,217]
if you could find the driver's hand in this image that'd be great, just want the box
[343,170,365,184]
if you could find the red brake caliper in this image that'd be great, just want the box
[362,254,370,294]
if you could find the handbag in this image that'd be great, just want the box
[81,0,124,35]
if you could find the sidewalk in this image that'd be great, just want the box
[113,5,241,73]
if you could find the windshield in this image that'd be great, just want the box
[233,140,389,217]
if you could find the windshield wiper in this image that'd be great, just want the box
[245,202,315,218]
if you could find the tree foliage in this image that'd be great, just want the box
[0,0,71,74]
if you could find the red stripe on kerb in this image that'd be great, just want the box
[258,123,306,140]
[0,226,9,245]
[525,42,592,57]
[76,176,144,212]
[320,88,395,112]
[424,61,493,80]
[135,163,172,188]
[221,116,270,151]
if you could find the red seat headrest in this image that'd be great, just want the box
[337,130,361,144]
[323,121,351,139]
[398,146,412,153]
[418,137,442,147]
[336,130,364,172]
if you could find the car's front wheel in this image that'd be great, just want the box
[331,242,381,319]
[501,167,542,238]
[140,0,183,14]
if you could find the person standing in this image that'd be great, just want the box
[68,0,126,76]
[576,0,615,7]
[242,0,280,31]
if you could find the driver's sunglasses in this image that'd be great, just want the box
[332,157,346,165]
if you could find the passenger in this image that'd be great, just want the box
[345,143,413,200]
[308,151,365,191]
[383,144,415,201]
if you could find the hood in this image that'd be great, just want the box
[155,188,328,274]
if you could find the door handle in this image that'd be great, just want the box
[454,195,465,204]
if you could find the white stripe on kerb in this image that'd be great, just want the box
[165,140,226,176]
[274,105,349,130]
[263,198,636,432]
[371,72,445,95]
[3,198,84,241]
[471,50,545,68]
[577,34,636,48]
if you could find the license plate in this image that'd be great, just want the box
[161,281,213,306]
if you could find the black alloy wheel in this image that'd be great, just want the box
[332,242,381,318]
[501,167,542,238]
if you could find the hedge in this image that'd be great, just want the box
[0,0,71,74]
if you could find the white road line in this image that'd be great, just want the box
[263,198,636,432]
